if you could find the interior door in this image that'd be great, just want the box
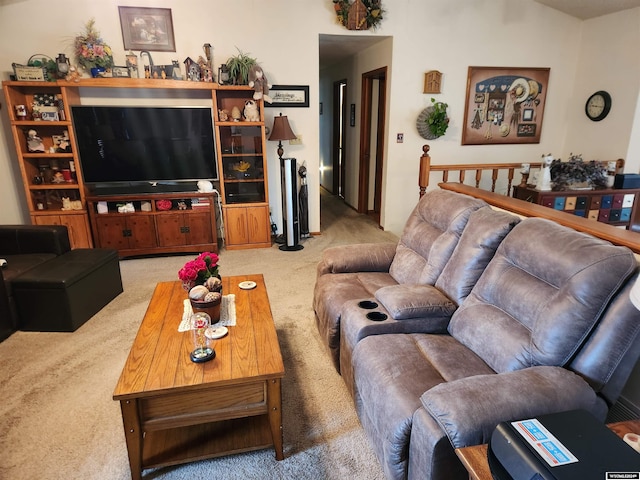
[358,67,387,223]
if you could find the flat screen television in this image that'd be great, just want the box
[71,106,218,195]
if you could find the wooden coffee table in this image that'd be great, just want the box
[113,274,284,480]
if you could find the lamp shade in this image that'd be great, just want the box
[269,114,297,141]
[630,275,640,310]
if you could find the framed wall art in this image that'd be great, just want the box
[267,85,309,107]
[461,66,550,145]
[118,7,176,52]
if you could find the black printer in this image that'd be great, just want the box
[488,409,640,480]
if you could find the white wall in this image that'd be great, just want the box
[563,9,640,170]
[1,0,639,238]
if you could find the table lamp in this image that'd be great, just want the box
[269,113,297,159]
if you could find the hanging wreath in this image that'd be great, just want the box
[416,99,449,140]
[333,0,385,31]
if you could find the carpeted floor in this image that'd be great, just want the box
[0,191,399,480]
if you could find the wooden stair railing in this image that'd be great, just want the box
[418,145,542,198]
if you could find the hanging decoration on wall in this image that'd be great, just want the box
[333,0,384,30]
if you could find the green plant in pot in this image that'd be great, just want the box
[416,98,449,140]
[549,153,608,191]
[225,48,257,85]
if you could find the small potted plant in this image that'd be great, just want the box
[225,48,257,85]
[416,98,449,140]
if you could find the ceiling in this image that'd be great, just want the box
[532,0,640,19]
[319,1,640,67]
[319,34,389,68]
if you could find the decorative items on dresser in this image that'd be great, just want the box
[512,185,640,230]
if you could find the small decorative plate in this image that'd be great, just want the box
[238,281,257,290]
[205,326,228,339]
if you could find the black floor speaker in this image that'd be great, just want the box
[280,157,303,251]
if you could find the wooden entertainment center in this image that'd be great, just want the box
[2,79,272,254]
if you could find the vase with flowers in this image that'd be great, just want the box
[178,252,221,291]
[179,252,223,322]
[74,18,114,77]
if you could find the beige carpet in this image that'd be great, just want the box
[0,192,399,480]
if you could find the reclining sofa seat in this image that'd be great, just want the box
[351,217,640,480]
[339,206,521,398]
[313,190,487,372]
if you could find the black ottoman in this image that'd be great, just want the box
[13,249,123,332]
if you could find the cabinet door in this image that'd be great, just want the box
[156,213,186,247]
[157,212,213,247]
[94,216,130,250]
[246,206,270,244]
[127,216,157,249]
[33,213,92,249]
[185,211,213,245]
[94,215,156,250]
[225,207,249,245]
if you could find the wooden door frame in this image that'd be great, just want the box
[357,67,387,215]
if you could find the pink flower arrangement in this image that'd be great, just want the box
[178,252,220,291]
[74,19,114,70]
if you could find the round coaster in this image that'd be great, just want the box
[239,281,257,290]
[205,326,228,339]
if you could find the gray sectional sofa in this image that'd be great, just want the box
[313,189,640,480]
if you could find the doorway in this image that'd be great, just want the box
[358,67,387,224]
[332,79,347,198]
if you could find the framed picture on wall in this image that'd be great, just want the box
[461,66,550,145]
[118,6,176,52]
[267,85,309,107]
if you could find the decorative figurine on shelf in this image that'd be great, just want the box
[26,129,45,153]
[536,154,553,191]
[52,171,65,184]
[231,106,242,122]
[243,100,260,122]
[65,65,81,83]
[171,60,182,80]
[519,163,530,187]
[218,109,229,122]
[248,65,272,103]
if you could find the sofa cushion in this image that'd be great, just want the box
[1,254,57,295]
[352,333,494,480]
[435,207,520,306]
[389,190,486,285]
[449,218,636,373]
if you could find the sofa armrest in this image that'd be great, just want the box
[375,284,456,319]
[0,225,71,256]
[317,242,397,276]
[420,366,599,448]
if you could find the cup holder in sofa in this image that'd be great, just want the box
[358,300,378,310]
[366,311,387,321]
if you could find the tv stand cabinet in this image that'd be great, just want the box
[87,192,217,258]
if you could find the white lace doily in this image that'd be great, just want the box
[179,294,236,332]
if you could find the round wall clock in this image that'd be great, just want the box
[585,90,612,121]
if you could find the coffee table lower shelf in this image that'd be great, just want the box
[143,415,274,469]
